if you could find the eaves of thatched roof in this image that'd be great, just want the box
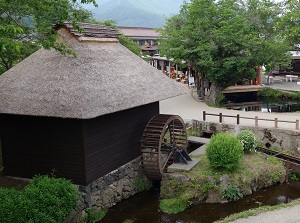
[0,23,187,119]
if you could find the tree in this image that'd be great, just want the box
[100,20,142,56]
[0,0,97,75]
[279,0,300,45]
[158,0,292,104]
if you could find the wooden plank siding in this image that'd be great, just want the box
[0,114,86,185]
[0,102,159,185]
[83,102,159,184]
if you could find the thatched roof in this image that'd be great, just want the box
[0,23,186,119]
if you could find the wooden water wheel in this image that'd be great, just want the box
[140,114,188,180]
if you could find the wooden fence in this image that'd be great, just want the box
[202,111,300,130]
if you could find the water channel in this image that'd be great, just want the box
[102,181,300,223]
[223,91,300,113]
[224,100,300,113]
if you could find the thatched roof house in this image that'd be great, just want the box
[0,23,186,185]
[0,23,185,119]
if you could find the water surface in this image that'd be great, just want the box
[102,182,300,223]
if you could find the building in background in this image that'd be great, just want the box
[118,26,159,56]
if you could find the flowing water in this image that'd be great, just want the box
[102,182,300,223]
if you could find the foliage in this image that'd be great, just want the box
[206,133,244,171]
[158,0,293,104]
[222,184,242,201]
[84,208,107,223]
[201,181,217,192]
[0,0,97,75]
[119,34,142,56]
[237,130,257,153]
[134,176,152,192]
[258,87,300,101]
[159,196,190,214]
[216,92,226,106]
[289,172,300,182]
[97,20,142,56]
[0,175,78,223]
[187,128,200,137]
[279,0,300,45]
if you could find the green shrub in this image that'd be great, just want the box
[289,172,300,181]
[0,175,78,223]
[222,184,242,201]
[237,130,257,153]
[206,133,243,171]
[84,208,107,223]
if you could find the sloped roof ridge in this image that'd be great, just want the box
[54,22,121,39]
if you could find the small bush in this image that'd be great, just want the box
[0,175,78,223]
[237,130,257,153]
[84,208,107,223]
[222,185,242,201]
[289,172,300,181]
[206,133,243,171]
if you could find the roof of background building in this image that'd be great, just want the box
[118,26,160,38]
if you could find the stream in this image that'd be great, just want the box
[102,181,300,223]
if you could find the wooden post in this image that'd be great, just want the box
[203,111,206,121]
[255,116,258,126]
[219,113,222,123]
[237,114,240,125]
[275,118,278,128]
[296,120,299,130]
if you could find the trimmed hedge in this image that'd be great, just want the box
[206,132,243,171]
[0,175,78,223]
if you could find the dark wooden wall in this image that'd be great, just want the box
[84,102,159,184]
[0,114,86,185]
[0,102,159,185]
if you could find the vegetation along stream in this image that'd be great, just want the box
[102,181,300,223]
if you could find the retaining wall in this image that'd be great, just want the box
[199,121,300,152]
[68,157,150,220]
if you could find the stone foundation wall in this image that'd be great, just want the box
[73,157,150,215]
[199,121,300,152]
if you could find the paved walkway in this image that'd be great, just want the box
[229,204,300,223]
[160,76,300,131]
[159,77,300,223]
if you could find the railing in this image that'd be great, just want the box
[202,111,300,130]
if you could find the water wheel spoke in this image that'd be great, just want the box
[140,114,188,180]
[161,151,173,171]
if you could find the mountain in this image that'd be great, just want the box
[84,0,186,28]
